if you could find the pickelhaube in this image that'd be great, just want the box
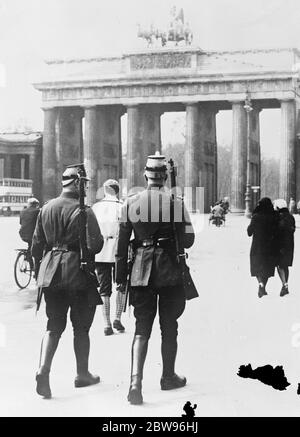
[62,163,90,187]
[144,151,167,179]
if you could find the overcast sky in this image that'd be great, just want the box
[0,0,300,156]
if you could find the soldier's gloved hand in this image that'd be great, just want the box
[116,283,126,294]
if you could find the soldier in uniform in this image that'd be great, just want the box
[92,179,126,336]
[116,152,195,405]
[32,164,103,399]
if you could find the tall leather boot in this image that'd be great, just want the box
[127,334,148,405]
[160,336,186,390]
[74,332,100,388]
[36,331,60,399]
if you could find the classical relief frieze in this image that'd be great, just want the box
[130,53,191,70]
[43,78,293,102]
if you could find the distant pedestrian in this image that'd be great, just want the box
[297,200,300,215]
[289,197,296,214]
[247,197,278,298]
[273,199,295,296]
[92,179,126,336]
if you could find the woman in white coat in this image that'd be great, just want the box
[92,179,125,335]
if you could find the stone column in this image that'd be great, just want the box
[56,108,83,177]
[142,106,162,155]
[198,104,218,212]
[279,99,296,202]
[4,155,12,178]
[295,103,300,201]
[251,106,261,208]
[185,103,200,211]
[42,108,58,202]
[83,106,99,205]
[231,101,247,212]
[127,105,141,190]
[28,153,36,194]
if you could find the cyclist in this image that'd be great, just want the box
[19,198,40,270]
[19,197,40,246]
[209,201,225,225]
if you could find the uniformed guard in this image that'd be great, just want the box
[32,164,104,399]
[116,151,195,405]
[92,179,126,335]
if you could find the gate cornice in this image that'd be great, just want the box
[33,47,300,107]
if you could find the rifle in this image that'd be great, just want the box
[78,168,99,287]
[122,241,134,313]
[168,158,199,300]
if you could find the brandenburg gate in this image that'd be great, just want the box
[33,47,300,212]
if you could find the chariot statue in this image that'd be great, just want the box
[137,6,193,48]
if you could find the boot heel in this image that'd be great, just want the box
[128,384,143,405]
[36,372,52,399]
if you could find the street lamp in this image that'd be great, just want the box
[244,92,253,218]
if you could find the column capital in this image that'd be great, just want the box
[42,107,57,112]
[281,97,295,101]
[126,104,139,109]
[198,102,219,114]
[82,105,97,111]
[185,101,199,108]
[229,100,244,105]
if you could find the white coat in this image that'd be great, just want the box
[92,195,122,263]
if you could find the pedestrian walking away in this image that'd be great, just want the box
[289,197,296,214]
[247,197,278,298]
[32,163,103,399]
[92,179,126,336]
[273,199,295,296]
[116,151,195,405]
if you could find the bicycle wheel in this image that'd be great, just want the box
[14,251,32,289]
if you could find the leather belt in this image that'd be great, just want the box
[136,237,174,248]
[51,244,80,252]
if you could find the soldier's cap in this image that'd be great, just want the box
[103,179,119,188]
[27,197,39,205]
[62,163,90,187]
[145,151,167,179]
[273,198,287,210]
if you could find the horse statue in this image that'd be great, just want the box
[137,23,156,47]
[137,7,193,48]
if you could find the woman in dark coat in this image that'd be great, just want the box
[273,199,295,296]
[247,197,278,298]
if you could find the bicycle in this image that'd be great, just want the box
[14,247,34,289]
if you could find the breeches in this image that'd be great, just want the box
[131,285,186,340]
[96,262,115,297]
[44,287,96,338]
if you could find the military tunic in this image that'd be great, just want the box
[116,185,194,338]
[32,191,103,335]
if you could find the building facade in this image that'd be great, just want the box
[33,47,300,212]
[0,132,43,202]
